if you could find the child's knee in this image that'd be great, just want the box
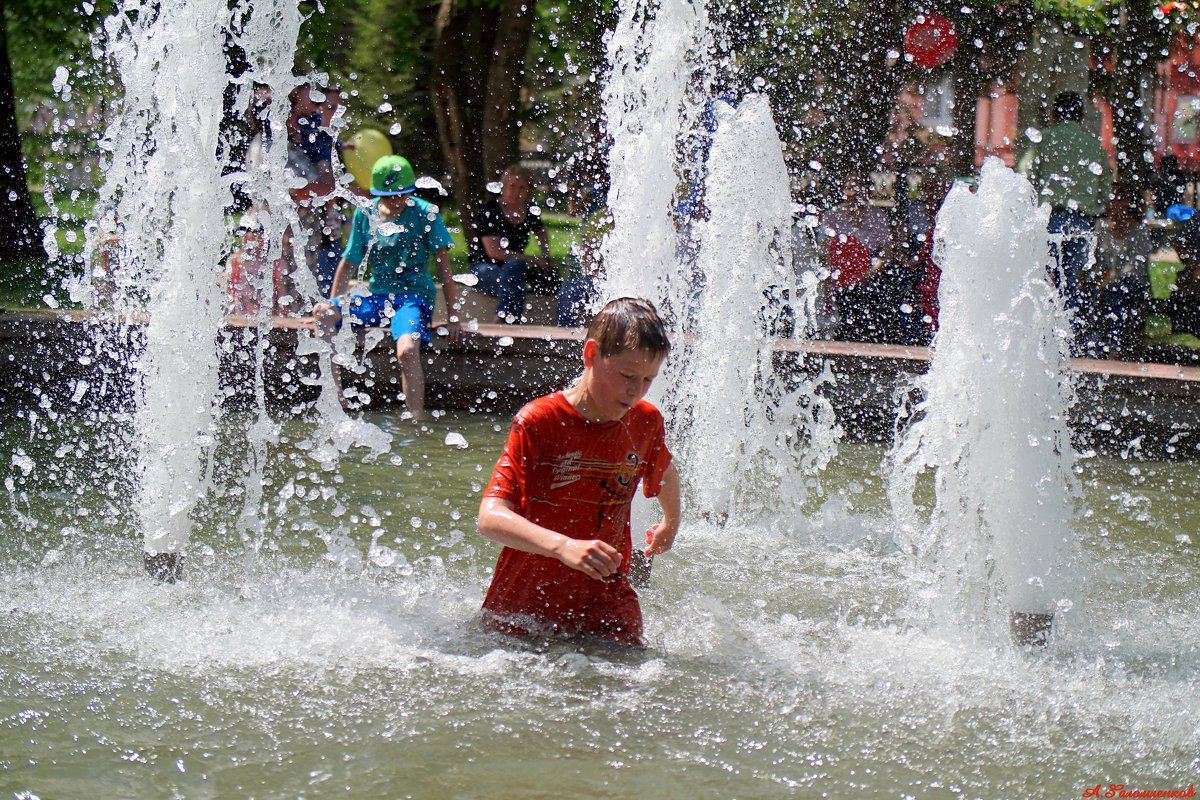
[395,333,422,362]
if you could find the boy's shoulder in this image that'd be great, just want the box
[514,391,570,426]
[514,394,664,431]
[408,195,444,217]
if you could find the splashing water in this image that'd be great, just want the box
[887,158,1082,641]
[4,6,1200,795]
[96,0,244,559]
[671,94,838,521]
[599,0,707,305]
[96,0,389,566]
[602,1,836,525]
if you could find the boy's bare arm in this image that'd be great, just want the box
[644,461,681,557]
[433,249,462,341]
[478,496,621,580]
[327,257,354,299]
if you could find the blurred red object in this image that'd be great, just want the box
[905,13,958,68]
[828,237,873,289]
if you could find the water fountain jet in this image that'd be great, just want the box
[888,158,1082,650]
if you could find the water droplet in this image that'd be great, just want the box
[1089,161,1103,175]
[1025,127,1042,143]
[12,452,34,475]
[369,544,398,568]
[377,102,393,113]
[444,432,469,449]
[52,66,70,94]
[389,123,402,135]
[486,181,503,194]
[415,176,445,194]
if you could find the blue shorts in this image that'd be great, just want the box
[334,293,432,345]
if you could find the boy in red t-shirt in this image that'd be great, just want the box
[477,297,682,645]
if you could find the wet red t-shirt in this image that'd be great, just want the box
[481,391,672,643]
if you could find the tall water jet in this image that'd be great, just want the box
[600,1,836,530]
[887,158,1081,648]
[598,0,704,579]
[97,0,248,581]
[93,0,391,581]
[671,94,837,521]
[599,0,707,305]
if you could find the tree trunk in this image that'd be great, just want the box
[0,2,47,264]
[432,0,535,236]
[949,69,983,178]
[831,2,907,179]
[481,0,535,180]
[1110,1,1158,187]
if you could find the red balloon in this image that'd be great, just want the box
[905,13,959,68]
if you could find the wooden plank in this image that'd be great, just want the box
[1,308,1198,455]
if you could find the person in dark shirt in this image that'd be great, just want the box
[468,165,558,323]
[1152,153,1186,217]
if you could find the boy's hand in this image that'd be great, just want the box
[644,521,678,556]
[556,537,621,580]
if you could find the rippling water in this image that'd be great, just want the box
[1,410,1197,797]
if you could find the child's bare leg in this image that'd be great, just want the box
[395,333,425,420]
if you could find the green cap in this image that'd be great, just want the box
[370,155,417,196]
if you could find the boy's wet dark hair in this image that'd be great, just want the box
[587,297,671,359]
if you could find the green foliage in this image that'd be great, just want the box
[1033,0,1120,35]
[522,2,615,161]
[6,0,114,108]
[0,256,81,307]
[293,0,441,173]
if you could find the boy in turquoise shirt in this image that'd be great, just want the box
[314,155,462,418]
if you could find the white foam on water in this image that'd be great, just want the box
[3,483,1198,793]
